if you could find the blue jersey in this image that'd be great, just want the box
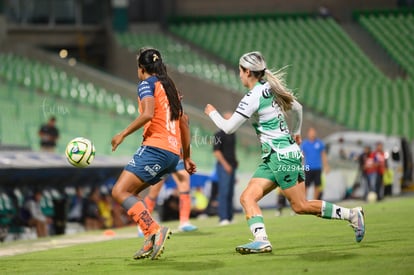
[301,139,325,170]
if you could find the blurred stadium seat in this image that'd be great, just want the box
[115,32,245,92]
[1,8,413,172]
[0,52,259,172]
[168,14,414,140]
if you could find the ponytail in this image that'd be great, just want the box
[153,62,183,120]
[137,48,183,120]
[264,68,295,113]
[239,51,295,113]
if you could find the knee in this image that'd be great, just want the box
[290,201,307,214]
[111,186,121,202]
[239,192,251,208]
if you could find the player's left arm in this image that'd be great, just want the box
[180,113,197,175]
[111,97,154,151]
[180,113,191,159]
[290,99,303,145]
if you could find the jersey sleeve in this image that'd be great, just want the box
[208,111,247,134]
[235,90,260,118]
[290,99,303,136]
[137,80,155,100]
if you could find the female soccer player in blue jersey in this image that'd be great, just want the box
[205,51,365,254]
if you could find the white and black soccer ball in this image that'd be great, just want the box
[65,137,95,168]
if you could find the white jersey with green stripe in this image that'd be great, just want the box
[235,82,300,158]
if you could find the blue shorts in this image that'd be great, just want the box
[125,145,179,185]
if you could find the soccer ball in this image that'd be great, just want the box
[65,137,95,168]
[367,191,378,203]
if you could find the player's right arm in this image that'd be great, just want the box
[290,99,303,145]
[179,113,196,175]
[111,97,154,152]
[206,108,246,135]
[112,79,156,151]
[204,90,258,134]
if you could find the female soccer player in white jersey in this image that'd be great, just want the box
[204,51,365,254]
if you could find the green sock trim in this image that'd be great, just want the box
[322,202,333,219]
[247,216,264,226]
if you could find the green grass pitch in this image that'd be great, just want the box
[1,196,413,275]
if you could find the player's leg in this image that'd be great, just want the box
[172,169,197,231]
[236,177,275,254]
[282,181,323,214]
[279,152,364,243]
[283,181,365,242]
[112,170,173,259]
[137,179,165,238]
[112,170,159,236]
[144,179,165,213]
[111,170,158,259]
[113,146,177,259]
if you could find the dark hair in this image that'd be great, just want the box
[137,48,182,120]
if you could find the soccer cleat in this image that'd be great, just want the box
[179,223,198,232]
[151,226,172,260]
[235,240,272,254]
[133,234,155,260]
[350,207,365,243]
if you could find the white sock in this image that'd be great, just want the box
[247,216,269,241]
[321,201,351,220]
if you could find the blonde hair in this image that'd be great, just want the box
[264,68,295,112]
[239,51,295,113]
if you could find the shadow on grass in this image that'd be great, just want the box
[274,244,361,261]
[129,259,225,271]
[362,238,407,245]
[172,231,215,237]
[298,251,358,262]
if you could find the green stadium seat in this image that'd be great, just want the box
[166,14,414,140]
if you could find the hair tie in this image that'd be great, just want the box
[153,54,159,62]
